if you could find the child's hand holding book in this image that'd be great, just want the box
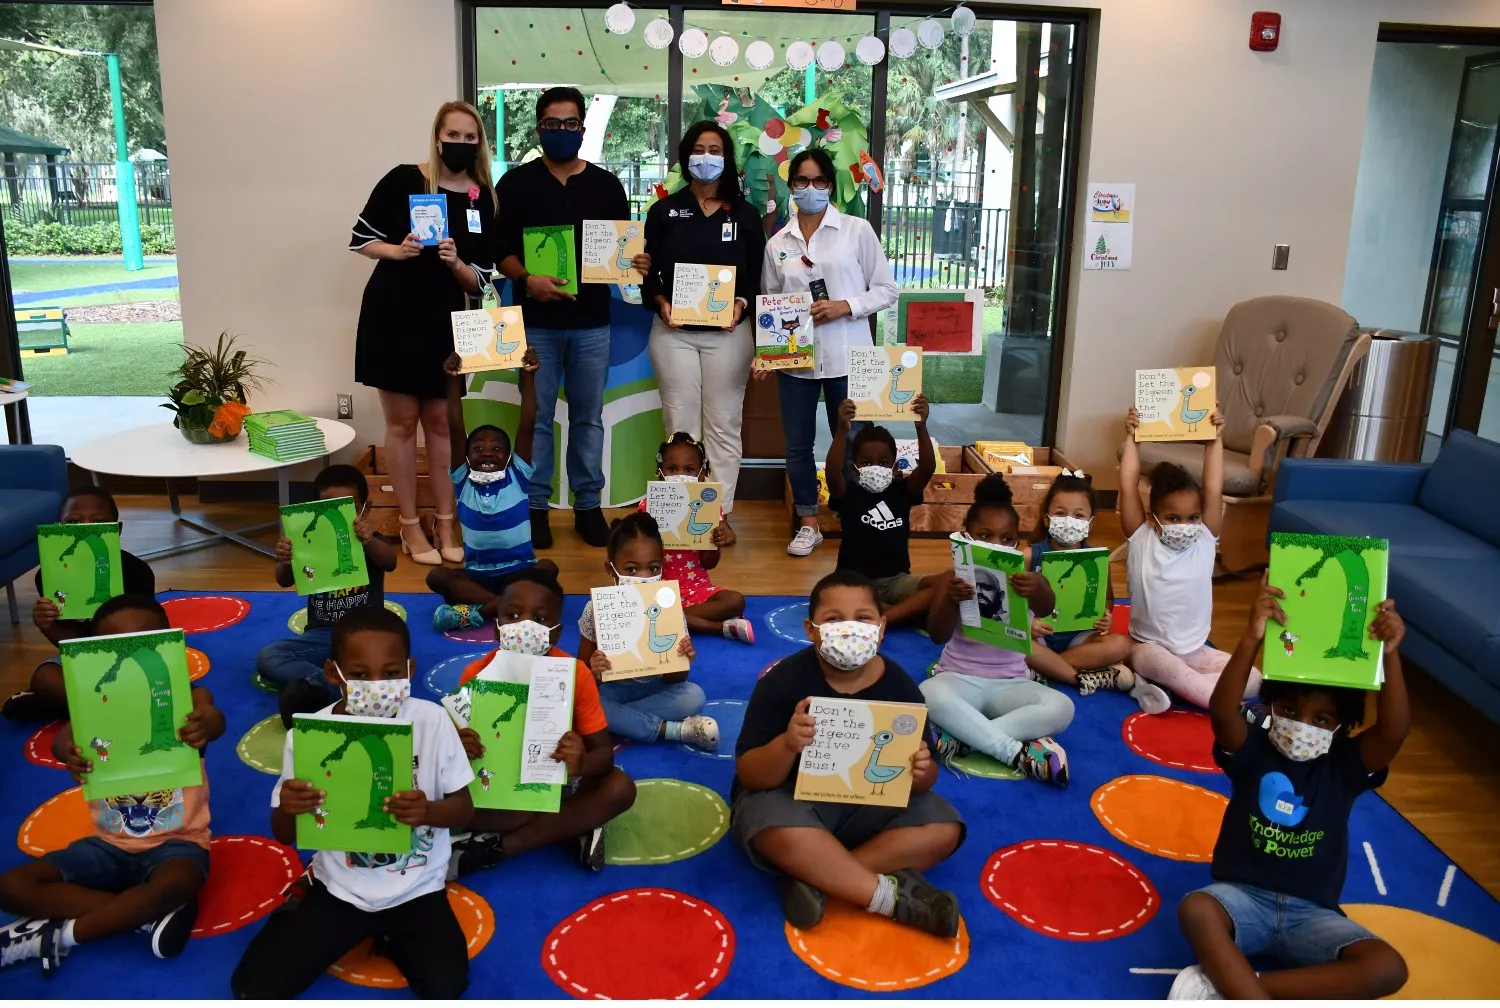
[1369,600,1404,654]
[552,731,585,776]
[459,726,484,761]
[383,789,430,827]
[278,778,325,817]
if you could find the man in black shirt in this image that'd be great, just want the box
[493,87,648,549]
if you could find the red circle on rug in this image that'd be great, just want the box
[191,835,302,937]
[1122,710,1220,773]
[163,595,249,634]
[542,889,734,999]
[25,721,66,769]
[187,647,210,682]
[329,884,494,987]
[982,840,1159,941]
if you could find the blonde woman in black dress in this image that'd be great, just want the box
[349,100,497,565]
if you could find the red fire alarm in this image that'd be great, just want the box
[1250,11,1281,51]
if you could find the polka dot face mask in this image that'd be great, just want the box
[497,619,556,657]
[1269,713,1336,762]
[337,670,411,719]
[815,620,882,671]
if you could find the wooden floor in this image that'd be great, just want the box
[5,494,1499,898]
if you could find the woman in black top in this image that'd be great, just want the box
[642,121,767,545]
[349,100,496,565]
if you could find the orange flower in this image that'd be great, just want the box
[208,400,250,437]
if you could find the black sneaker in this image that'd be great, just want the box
[776,877,826,929]
[574,507,610,548]
[530,508,553,550]
[149,897,197,959]
[279,678,337,730]
[573,826,606,872]
[453,832,506,875]
[2,690,62,724]
[891,869,960,938]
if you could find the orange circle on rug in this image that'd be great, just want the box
[785,899,969,990]
[17,786,91,856]
[1344,903,1500,998]
[983,840,1159,940]
[1092,774,1226,862]
[1122,710,1220,773]
[542,889,733,999]
[187,646,210,681]
[25,721,66,769]
[163,595,249,634]
[192,835,302,938]
[329,883,493,988]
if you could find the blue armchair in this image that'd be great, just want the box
[1269,430,1500,725]
[0,444,68,622]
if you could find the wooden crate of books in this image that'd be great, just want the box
[356,445,437,536]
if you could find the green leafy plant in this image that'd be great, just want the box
[160,331,268,433]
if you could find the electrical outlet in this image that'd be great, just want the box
[336,393,354,419]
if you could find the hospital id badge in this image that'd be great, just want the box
[466,208,482,233]
[721,221,735,241]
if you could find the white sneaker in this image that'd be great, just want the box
[786,526,823,556]
[1168,966,1224,999]
[679,715,721,751]
[1125,670,1172,715]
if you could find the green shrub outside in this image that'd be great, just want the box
[6,221,175,255]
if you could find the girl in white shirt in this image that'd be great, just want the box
[759,148,898,557]
[1119,405,1262,708]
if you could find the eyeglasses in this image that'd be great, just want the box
[539,118,584,132]
[789,177,832,191]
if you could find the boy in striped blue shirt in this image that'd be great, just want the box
[430,348,559,631]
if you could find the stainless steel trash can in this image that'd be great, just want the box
[1317,330,1437,461]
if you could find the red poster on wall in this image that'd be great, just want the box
[905,300,975,353]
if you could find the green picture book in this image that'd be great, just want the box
[1264,532,1390,690]
[292,713,414,854]
[280,496,369,597]
[523,224,578,295]
[59,629,202,800]
[1039,548,1111,633]
[949,533,1031,654]
[38,522,124,621]
[464,651,575,813]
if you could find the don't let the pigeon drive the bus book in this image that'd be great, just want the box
[795,698,928,808]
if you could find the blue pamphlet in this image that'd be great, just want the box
[409,194,448,247]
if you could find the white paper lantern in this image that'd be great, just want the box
[709,35,739,67]
[918,19,946,50]
[951,4,976,38]
[678,27,708,59]
[785,40,815,71]
[888,26,918,59]
[816,39,846,72]
[643,17,674,50]
[854,34,886,66]
[604,2,635,35]
[745,39,775,70]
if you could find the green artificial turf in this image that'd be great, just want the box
[21,321,183,396]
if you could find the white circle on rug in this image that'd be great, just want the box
[745,39,775,70]
[643,17,675,49]
[889,26,918,59]
[678,28,708,58]
[786,40,815,71]
[816,40,846,72]
[765,603,809,643]
[709,35,739,67]
[424,651,494,697]
[854,34,886,66]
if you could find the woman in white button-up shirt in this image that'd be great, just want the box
[758,148,898,557]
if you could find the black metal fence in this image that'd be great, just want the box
[0,160,174,232]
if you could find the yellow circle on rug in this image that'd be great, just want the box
[1091,774,1226,862]
[1344,903,1500,998]
[187,646,210,681]
[328,883,493,988]
[784,900,968,991]
[237,714,286,775]
[287,598,407,634]
[605,778,729,865]
[17,786,91,855]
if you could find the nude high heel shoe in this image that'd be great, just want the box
[399,515,441,566]
[434,513,465,564]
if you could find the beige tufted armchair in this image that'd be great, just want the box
[1124,296,1371,572]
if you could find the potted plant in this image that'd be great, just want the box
[161,332,268,444]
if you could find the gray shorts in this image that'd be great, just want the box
[732,784,965,871]
[873,573,922,606]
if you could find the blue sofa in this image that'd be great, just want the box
[0,444,68,622]
[1269,430,1500,725]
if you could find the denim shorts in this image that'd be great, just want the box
[1043,628,1093,653]
[44,836,210,892]
[1197,881,1378,966]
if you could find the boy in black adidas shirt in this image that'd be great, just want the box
[826,396,946,627]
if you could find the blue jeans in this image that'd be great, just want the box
[256,626,333,689]
[777,372,848,516]
[598,677,705,742]
[1196,881,1379,966]
[528,325,610,510]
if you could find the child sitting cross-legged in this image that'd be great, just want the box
[733,570,965,937]
[1170,585,1410,1000]
[449,568,636,874]
[4,487,155,723]
[0,594,221,974]
[921,477,1073,786]
[232,605,475,1000]
[578,512,717,750]
[429,348,558,633]
[257,464,399,727]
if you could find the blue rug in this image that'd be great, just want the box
[3,591,1498,998]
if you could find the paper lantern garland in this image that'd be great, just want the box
[745,39,775,70]
[604,2,635,35]
[952,4,977,38]
[918,19,946,50]
[643,17,674,50]
[709,35,739,67]
[608,13,933,71]
[785,40,815,71]
[854,34,886,66]
[888,26,918,59]
[815,39,846,72]
[678,27,709,59]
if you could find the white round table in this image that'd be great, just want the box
[0,383,29,444]
[71,417,356,559]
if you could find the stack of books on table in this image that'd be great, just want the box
[245,410,326,462]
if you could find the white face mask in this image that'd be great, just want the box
[336,668,411,719]
[496,619,556,656]
[856,465,894,494]
[467,464,508,486]
[1047,514,1092,546]
[610,562,661,585]
[1268,713,1336,762]
[1155,522,1202,552]
[662,473,697,483]
[815,620,882,671]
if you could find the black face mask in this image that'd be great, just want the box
[440,141,478,173]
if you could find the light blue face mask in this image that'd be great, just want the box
[688,153,724,182]
[792,186,831,214]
